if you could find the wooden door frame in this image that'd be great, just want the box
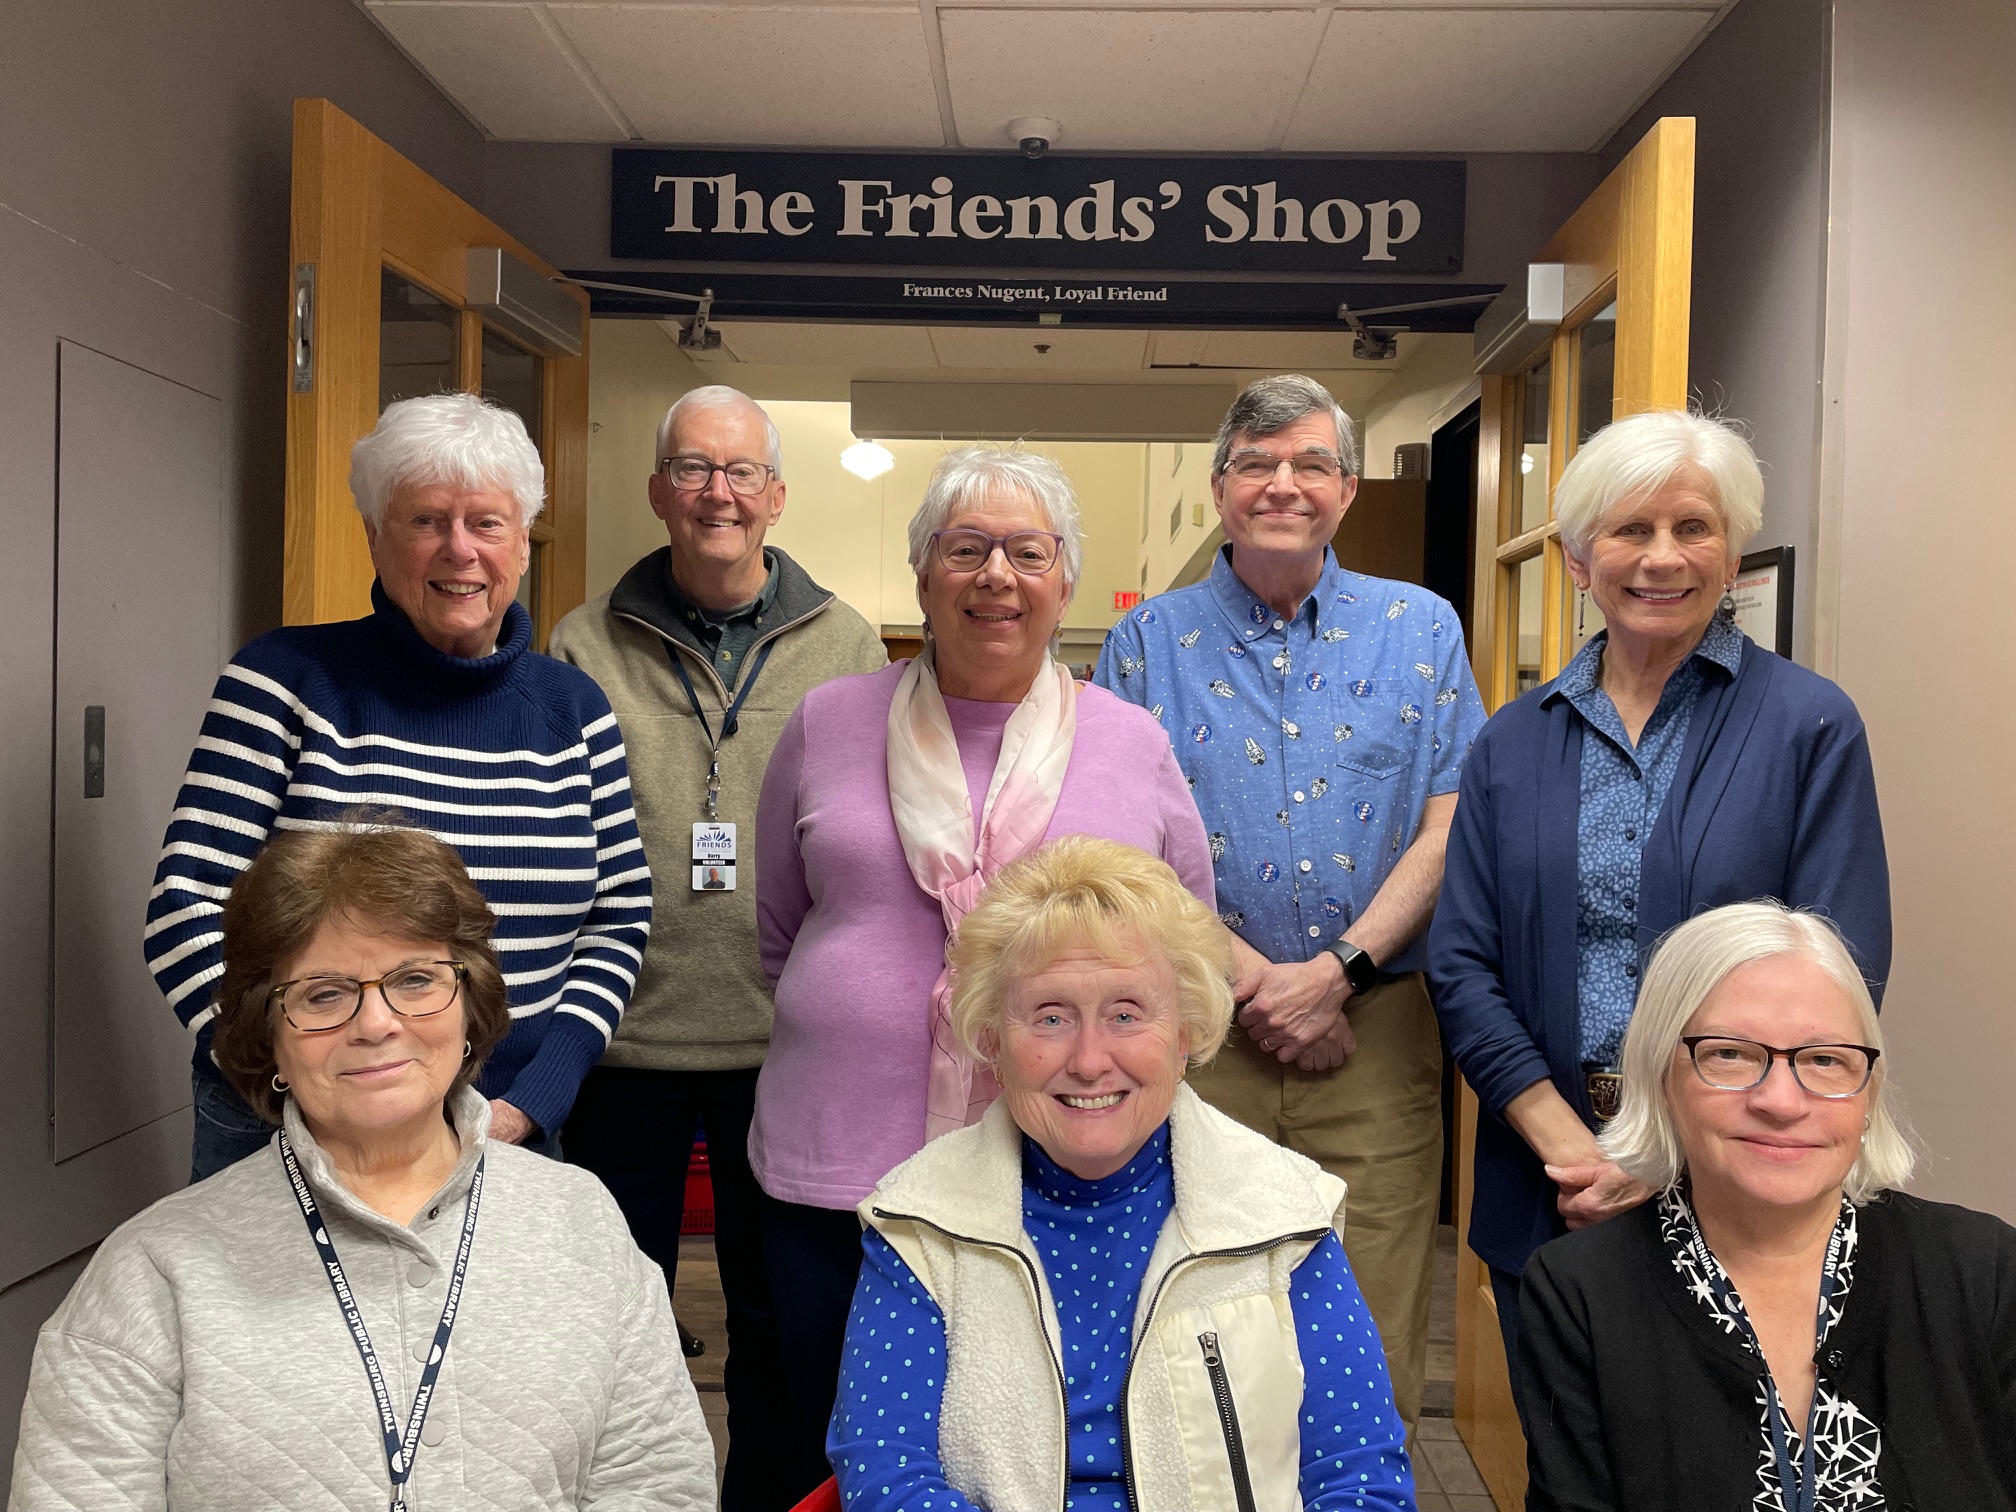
[284,97,588,643]
[1456,115,1695,1512]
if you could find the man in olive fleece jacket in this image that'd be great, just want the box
[549,385,884,1511]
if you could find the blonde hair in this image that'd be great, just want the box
[948,836,1233,1069]
[1601,901,1915,1203]
[1553,409,1764,560]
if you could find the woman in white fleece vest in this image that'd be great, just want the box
[829,836,1417,1512]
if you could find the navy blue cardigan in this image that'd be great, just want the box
[1427,637,1891,1274]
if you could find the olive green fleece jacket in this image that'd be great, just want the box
[549,545,885,1071]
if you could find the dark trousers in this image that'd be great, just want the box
[1490,1264,1532,1434]
[190,1070,273,1184]
[756,1188,867,1505]
[565,1066,791,1511]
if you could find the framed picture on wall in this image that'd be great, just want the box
[1731,546,1795,656]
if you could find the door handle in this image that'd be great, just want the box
[84,705,105,798]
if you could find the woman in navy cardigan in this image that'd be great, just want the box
[1426,410,1890,1384]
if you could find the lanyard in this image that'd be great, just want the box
[668,638,776,818]
[279,1130,483,1512]
[1687,1208,1845,1512]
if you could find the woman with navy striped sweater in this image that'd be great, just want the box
[147,393,651,1181]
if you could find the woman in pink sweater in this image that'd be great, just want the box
[750,447,1214,1501]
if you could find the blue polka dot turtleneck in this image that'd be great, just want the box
[829,1121,1416,1511]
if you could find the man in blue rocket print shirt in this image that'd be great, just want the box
[1094,374,1485,1434]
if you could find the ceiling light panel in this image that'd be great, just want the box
[940,8,1310,151]
[366,2,628,141]
[1285,8,1717,152]
[926,326,1152,371]
[549,4,944,147]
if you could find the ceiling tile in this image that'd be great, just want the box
[549,5,944,146]
[366,3,626,141]
[927,326,1151,370]
[939,8,1311,151]
[703,321,943,366]
[1285,8,1716,152]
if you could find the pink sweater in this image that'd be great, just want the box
[750,660,1215,1209]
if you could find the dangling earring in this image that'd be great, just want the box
[271,1073,290,1093]
[1717,584,1738,623]
[1575,589,1586,637]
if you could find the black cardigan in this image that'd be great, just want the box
[1519,1191,2016,1512]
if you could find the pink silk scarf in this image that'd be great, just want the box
[886,644,1078,1143]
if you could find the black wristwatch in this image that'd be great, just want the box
[1322,939,1380,994]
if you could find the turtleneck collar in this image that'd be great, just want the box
[1022,1121,1171,1209]
[369,579,532,689]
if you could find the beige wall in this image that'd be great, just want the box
[1360,335,1477,480]
[1140,441,1221,596]
[1819,0,2016,1221]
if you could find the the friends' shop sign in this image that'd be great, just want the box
[610,150,1465,275]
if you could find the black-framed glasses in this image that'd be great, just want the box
[658,456,776,496]
[1221,449,1345,485]
[268,961,467,1033]
[1680,1035,1880,1098]
[929,528,1065,576]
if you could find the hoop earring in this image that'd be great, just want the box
[271,1073,289,1093]
[463,1040,473,1060]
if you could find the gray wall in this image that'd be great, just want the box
[0,0,483,1472]
[1598,0,1833,664]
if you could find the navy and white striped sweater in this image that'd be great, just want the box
[145,585,652,1136]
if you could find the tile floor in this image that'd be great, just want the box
[670,1223,1495,1508]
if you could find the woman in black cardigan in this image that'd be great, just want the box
[1521,901,2016,1511]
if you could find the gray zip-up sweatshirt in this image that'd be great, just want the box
[9,1091,715,1511]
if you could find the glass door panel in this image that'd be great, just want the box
[480,325,544,455]
[1576,302,1619,444]
[1514,360,1552,533]
[378,269,459,409]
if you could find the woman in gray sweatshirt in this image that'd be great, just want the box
[10,825,715,1512]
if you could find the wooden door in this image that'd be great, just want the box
[284,98,589,645]
[1456,115,1695,1510]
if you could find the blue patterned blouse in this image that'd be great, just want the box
[1547,616,1744,1064]
[828,1123,1416,1511]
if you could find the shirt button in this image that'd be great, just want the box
[1272,619,1285,631]
[1625,828,1636,841]
[1624,896,1635,910]
[412,1334,433,1363]
[719,651,731,661]
[1308,926,1322,938]
[1293,791,1305,802]
[1625,964,1638,978]
[1272,655,1287,670]
[421,1418,447,1448]
[685,610,696,621]
[427,1207,441,1221]
[1298,860,1312,873]
[408,1264,431,1288]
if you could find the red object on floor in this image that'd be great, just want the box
[680,1140,714,1235]
[788,1478,840,1512]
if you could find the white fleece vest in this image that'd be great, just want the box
[860,1084,1346,1512]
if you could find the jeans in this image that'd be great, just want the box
[566,1066,790,1511]
[190,1070,274,1184]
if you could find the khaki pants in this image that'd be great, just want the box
[1191,971,1443,1433]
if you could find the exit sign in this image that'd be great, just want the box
[1113,591,1143,611]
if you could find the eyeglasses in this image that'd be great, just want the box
[658,456,776,496]
[1221,450,1345,485]
[268,961,467,1034]
[929,528,1065,576]
[1679,1035,1880,1098]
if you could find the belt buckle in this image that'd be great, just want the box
[1585,1069,1624,1123]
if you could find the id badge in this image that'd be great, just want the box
[692,822,737,891]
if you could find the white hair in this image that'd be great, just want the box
[349,393,545,531]
[1554,409,1764,559]
[656,385,784,476]
[1211,374,1360,479]
[906,446,1086,588]
[1602,901,1916,1205]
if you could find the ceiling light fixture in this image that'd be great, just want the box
[842,440,895,480]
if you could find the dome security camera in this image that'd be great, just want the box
[1005,116,1061,161]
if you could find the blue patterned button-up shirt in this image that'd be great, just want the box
[1094,548,1485,974]
[1547,615,1744,1064]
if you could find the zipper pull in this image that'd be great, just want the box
[1199,1330,1221,1367]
